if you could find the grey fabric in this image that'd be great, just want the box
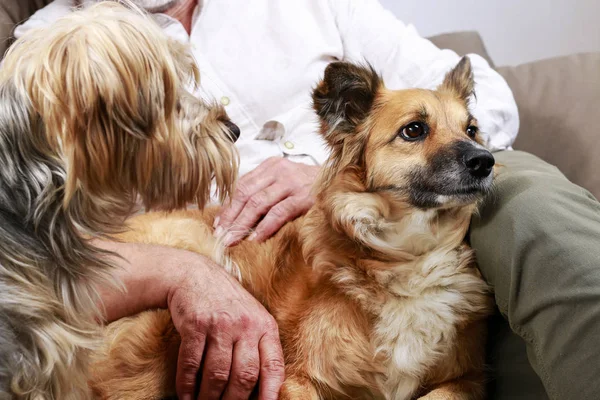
[497,53,600,199]
[472,150,600,400]
[0,0,53,58]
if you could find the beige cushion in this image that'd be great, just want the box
[497,53,600,199]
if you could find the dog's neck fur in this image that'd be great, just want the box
[304,168,473,257]
[293,167,487,398]
[0,81,115,291]
[300,167,475,306]
[0,81,114,398]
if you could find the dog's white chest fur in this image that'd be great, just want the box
[368,246,487,400]
[334,204,489,399]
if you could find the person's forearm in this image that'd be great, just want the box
[92,240,193,322]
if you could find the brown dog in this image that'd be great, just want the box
[90,57,494,400]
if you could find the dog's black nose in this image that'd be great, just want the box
[224,120,240,142]
[464,149,495,178]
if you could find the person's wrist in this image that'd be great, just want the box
[163,250,194,310]
[144,245,184,310]
[162,249,216,310]
[93,240,209,321]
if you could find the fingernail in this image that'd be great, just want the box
[223,232,234,247]
[214,226,223,237]
[248,232,257,241]
[213,216,220,229]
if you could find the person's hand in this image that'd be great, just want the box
[214,157,320,246]
[167,254,285,400]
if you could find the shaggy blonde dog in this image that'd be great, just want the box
[0,3,238,399]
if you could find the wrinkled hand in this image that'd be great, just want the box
[167,254,284,400]
[215,157,320,245]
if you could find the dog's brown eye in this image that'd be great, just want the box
[400,122,428,141]
[467,125,478,138]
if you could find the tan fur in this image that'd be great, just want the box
[0,2,238,399]
[90,58,494,399]
[3,1,237,217]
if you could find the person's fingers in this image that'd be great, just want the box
[224,184,292,246]
[176,335,206,400]
[215,157,285,231]
[216,172,275,234]
[249,195,312,242]
[221,339,261,400]
[197,329,235,400]
[256,327,285,400]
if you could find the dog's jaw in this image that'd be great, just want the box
[328,191,473,259]
[304,167,477,272]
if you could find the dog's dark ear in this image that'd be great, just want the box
[312,62,381,145]
[439,56,474,103]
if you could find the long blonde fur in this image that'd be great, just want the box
[0,2,237,398]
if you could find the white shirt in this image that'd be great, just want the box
[15,0,519,179]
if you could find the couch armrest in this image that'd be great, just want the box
[497,53,600,199]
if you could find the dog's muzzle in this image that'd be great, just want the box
[405,141,495,208]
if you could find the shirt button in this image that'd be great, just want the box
[284,141,295,149]
[220,96,231,106]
